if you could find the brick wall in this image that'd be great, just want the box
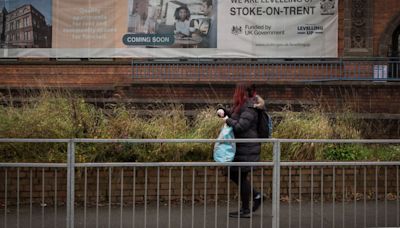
[0,166,398,206]
[1,62,400,113]
[0,64,132,88]
[373,0,400,56]
[127,83,400,114]
[1,62,399,138]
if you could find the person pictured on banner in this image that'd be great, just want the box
[144,6,159,34]
[128,1,148,33]
[198,0,217,48]
[216,84,265,218]
[174,5,191,38]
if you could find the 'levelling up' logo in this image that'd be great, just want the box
[297,24,324,35]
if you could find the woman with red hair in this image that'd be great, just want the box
[217,83,264,218]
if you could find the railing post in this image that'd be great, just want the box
[67,140,75,228]
[272,141,281,228]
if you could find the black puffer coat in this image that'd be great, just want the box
[225,99,260,171]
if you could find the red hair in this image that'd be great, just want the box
[232,83,257,114]
[231,84,251,113]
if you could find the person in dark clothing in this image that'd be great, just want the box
[217,83,264,218]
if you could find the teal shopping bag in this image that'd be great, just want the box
[213,124,236,162]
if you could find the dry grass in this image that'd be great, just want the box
[0,91,398,162]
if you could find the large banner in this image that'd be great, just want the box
[0,0,338,58]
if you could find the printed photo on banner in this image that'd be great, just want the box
[0,0,52,48]
[124,0,217,48]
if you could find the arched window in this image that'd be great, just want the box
[391,25,400,57]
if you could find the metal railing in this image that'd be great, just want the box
[131,58,400,81]
[0,138,400,228]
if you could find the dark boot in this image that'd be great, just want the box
[252,192,265,212]
[229,208,251,218]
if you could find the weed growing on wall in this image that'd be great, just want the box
[0,91,398,162]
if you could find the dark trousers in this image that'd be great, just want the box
[229,170,258,210]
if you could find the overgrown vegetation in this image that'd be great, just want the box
[0,92,399,162]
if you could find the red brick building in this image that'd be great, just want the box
[4,4,51,48]
[0,0,399,138]
[342,0,400,58]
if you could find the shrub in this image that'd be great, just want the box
[272,106,333,160]
[323,144,362,161]
[0,92,395,162]
[0,92,76,162]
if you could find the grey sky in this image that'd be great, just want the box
[0,0,52,25]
